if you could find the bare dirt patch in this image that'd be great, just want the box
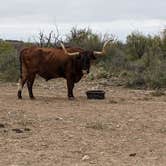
[0,79,166,166]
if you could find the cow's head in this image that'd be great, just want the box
[60,41,111,74]
[74,50,95,74]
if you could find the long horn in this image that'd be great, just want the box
[93,40,112,55]
[60,43,79,56]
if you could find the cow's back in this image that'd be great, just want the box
[20,47,73,80]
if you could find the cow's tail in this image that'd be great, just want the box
[17,50,23,91]
[19,53,23,79]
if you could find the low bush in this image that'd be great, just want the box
[0,41,19,82]
[1,28,166,90]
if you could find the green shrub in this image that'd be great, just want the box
[126,72,146,88]
[1,28,166,91]
[87,73,95,81]
[0,41,19,82]
[150,89,165,97]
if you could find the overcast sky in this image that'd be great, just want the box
[0,0,166,41]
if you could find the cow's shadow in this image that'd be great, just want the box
[33,96,68,102]
[16,94,87,103]
[30,95,86,102]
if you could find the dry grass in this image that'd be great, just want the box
[0,79,166,165]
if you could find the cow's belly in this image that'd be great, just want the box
[38,73,55,81]
[38,68,65,81]
[35,60,66,80]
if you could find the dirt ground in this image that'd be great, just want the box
[0,78,166,166]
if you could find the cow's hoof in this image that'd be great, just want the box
[18,96,22,100]
[17,91,22,99]
[68,97,75,100]
[30,96,35,100]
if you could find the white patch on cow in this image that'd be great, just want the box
[17,79,22,91]
[82,70,88,75]
[82,70,88,78]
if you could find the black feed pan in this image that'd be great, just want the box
[86,90,105,99]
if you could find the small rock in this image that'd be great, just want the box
[82,155,90,161]
[129,153,136,157]
[3,129,8,133]
[55,117,63,121]
[128,119,135,122]
[0,123,5,128]
[12,128,24,133]
[116,124,120,128]
[24,128,31,131]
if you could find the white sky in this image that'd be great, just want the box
[0,0,166,41]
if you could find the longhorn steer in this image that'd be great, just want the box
[17,41,110,100]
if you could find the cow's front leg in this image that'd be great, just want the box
[67,79,75,100]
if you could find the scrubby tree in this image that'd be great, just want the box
[66,27,102,50]
[0,41,19,81]
[126,32,147,59]
[160,29,166,58]
[35,25,62,48]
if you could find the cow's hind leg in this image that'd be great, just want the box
[27,74,36,99]
[67,78,75,100]
[17,76,27,99]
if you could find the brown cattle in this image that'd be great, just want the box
[17,41,110,100]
